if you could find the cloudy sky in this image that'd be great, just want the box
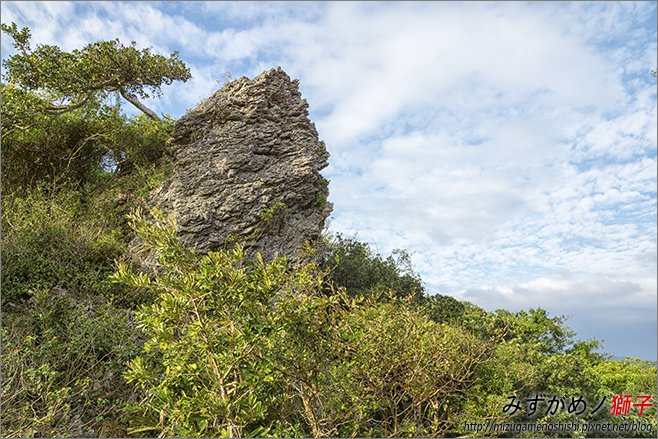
[2,1,656,360]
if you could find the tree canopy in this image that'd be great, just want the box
[1,23,187,189]
[1,22,190,119]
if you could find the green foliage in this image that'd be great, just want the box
[113,208,328,437]
[337,302,489,437]
[455,307,657,438]
[323,234,425,299]
[113,213,655,437]
[112,210,489,437]
[1,23,187,189]
[1,290,140,437]
[1,82,120,188]
[264,284,358,437]
[0,183,143,437]
[1,188,125,304]
[1,22,190,113]
[114,115,175,168]
[0,119,172,436]
[418,293,467,324]
[588,358,658,437]
[315,177,330,208]
[4,197,656,438]
[260,201,288,223]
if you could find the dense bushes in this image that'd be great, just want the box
[109,210,656,438]
[322,234,425,299]
[0,185,139,437]
[1,188,125,305]
[0,84,175,191]
[3,165,656,439]
[1,288,140,437]
[4,190,654,437]
[1,82,111,189]
[112,210,493,437]
[2,180,655,438]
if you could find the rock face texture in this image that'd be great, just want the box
[150,67,331,261]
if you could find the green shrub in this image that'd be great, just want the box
[110,114,175,172]
[1,290,140,437]
[337,301,489,437]
[323,234,425,299]
[0,83,118,189]
[1,188,125,305]
[113,209,491,438]
[113,208,327,437]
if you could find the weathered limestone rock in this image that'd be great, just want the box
[150,67,332,261]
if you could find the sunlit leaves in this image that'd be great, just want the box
[0,23,186,189]
[1,22,190,111]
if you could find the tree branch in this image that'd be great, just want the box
[46,93,93,114]
[119,87,160,120]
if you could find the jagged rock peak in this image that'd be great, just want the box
[150,67,332,261]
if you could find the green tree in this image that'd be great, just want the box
[1,22,190,120]
[1,23,188,189]
[323,234,425,299]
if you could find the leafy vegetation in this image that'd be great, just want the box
[1,293,140,437]
[322,234,425,299]
[1,24,656,438]
[1,22,189,120]
[1,23,185,189]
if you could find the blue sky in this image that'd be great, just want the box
[2,1,656,360]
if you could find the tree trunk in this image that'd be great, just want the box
[118,87,161,121]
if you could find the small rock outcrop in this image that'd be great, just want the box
[150,67,332,261]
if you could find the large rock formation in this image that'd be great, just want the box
[150,67,332,261]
